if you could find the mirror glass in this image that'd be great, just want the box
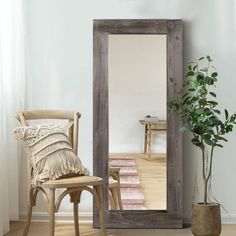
[108,35,167,210]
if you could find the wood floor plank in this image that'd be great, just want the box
[5,222,236,236]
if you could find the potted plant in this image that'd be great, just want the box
[169,56,236,236]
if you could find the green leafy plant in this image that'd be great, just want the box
[169,56,236,205]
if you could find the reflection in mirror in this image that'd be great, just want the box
[108,35,167,210]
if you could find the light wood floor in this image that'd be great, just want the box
[5,221,236,236]
[135,153,166,210]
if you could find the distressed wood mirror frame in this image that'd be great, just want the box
[93,19,183,229]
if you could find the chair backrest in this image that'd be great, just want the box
[16,110,81,155]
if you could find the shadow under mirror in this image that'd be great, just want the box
[108,34,167,211]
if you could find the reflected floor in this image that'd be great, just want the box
[109,153,166,210]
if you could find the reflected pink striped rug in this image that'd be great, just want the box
[109,156,146,210]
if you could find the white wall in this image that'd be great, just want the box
[109,35,166,153]
[23,0,236,223]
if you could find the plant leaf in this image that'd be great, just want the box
[186,71,194,77]
[204,134,211,140]
[205,76,214,85]
[204,138,214,146]
[215,144,223,148]
[209,92,216,97]
[213,109,221,115]
[225,109,229,120]
[204,108,213,115]
[181,93,188,99]
[193,65,198,71]
[183,96,191,105]
[196,73,204,84]
[199,99,207,106]
[208,101,218,106]
[215,135,228,142]
[226,124,233,133]
[230,114,236,122]
[206,55,212,62]
[211,72,218,77]
[191,137,201,145]
[189,88,195,92]
[195,108,204,114]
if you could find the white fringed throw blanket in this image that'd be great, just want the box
[14,124,89,185]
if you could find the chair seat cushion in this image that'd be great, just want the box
[14,124,89,185]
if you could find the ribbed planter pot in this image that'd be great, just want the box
[192,203,221,236]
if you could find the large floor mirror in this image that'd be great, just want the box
[93,20,183,228]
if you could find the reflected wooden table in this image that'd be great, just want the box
[139,120,167,158]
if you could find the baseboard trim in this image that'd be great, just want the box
[184,213,236,225]
[19,211,93,224]
[19,211,236,225]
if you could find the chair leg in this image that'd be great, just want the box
[22,204,32,236]
[73,201,79,236]
[110,188,119,210]
[69,190,81,236]
[96,185,105,231]
[22,186,34,236]
[144,125,147,154]
[117,186,123,210]
[109,190,115,210]
[49,188,55,236]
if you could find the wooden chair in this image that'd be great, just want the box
[16,110,105,236]
[109,167,123,210]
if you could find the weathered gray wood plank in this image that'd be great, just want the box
[167,20,183,215]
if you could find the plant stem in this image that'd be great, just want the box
[204,180,208,205]
[206,146,214,182]
[203,152,208,205]
[205,145,214,201]
[201,138,207,205]
[203,145,215,204]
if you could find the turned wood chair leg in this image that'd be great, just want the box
[109,191,115,210]
[69,190,82,236]
[144,125,147,154]
[117,187,123,210]
[146,124,152,160]
[73,202,79,236]
[22,186,34,236]
[110,188,119,210]
[49,189,55,236]
[22,204,33,236]
[96,185,105,231]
